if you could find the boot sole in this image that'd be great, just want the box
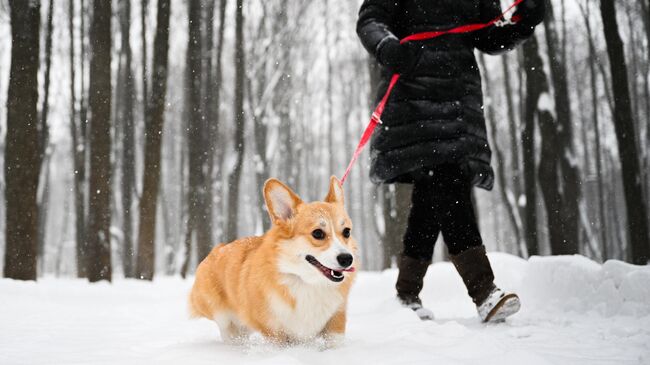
[484,293,520,323]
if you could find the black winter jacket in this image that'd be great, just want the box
[357,0,544,189]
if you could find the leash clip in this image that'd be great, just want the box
[371,112,383,125]
[494,17,516,27]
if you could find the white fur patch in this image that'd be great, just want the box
[268,275,343,341]
[323,333,345,349]
[318,236,352,270]
[214,311,249,344]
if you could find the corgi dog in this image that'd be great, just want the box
[189,176,358,346]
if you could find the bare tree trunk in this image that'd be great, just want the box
[645,73,650,207]
[630,3,649,202]
[577,87,591,256]
[225,0,245,243]
[537,109,567,255]
[4,0,40,280]
[86,0,113,282]
[521,36,543,257]
[551,0,567,65]
[479,54,524,255]
[579,0,609,260]
[39,0,53,162]
[594,51,616,116]
[37,0,54,268]
[209,0,227,174]
[626,7,640,119]
[640,0,650,57]
[161,183,176,275]
[79,0,88,142]
[643,24,650,205]
[117,0,137,278]
[273,6,295,191]
[211,0,227,240]
[600,0,650,264]
[4,0,41,280]
[80,0,90,259]
[326,0,335,176]
[37,154,53,272]
[605,153,625,260]
[196,0,216,250]
[135,0,171,280]
[54,192,72,276]
[501,54,521,197]
[179,36,193,278]
[181,0,214,265]
[638,1,650,189]
[574,49,590,179]
[201,0,221,238]
[251,81,270,231]
[381,184,412,269]
[141,0,148,115]
[542,0,580,255]
[68,0,88,278]
[179,215,193,278]
[625,7,646,194]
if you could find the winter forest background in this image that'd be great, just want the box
[0,0,649,282]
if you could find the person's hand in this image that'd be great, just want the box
[376,36,418,74]
[513,0,546,27]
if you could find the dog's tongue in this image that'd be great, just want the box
[342,267,356,273]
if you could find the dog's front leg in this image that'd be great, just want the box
[321,310,346,349]
[260,328,293,347]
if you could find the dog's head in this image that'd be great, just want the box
[264,176,358,285]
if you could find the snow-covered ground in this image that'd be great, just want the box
[1,254,649,365]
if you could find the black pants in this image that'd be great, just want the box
[402,165,483,259]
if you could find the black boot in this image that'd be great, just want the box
[450,246,520,322]
[396,255,434,320]
[450,246,495,305]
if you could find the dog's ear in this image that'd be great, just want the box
[325,176,344,205]
[263,178,303,223]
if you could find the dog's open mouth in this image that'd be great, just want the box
[305,255,354,283]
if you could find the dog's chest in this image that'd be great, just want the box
[268,280,343,340]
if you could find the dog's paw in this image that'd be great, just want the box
[321,333,345,350]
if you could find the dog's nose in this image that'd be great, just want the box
[336,253,353,268]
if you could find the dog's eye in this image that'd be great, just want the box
[311,229,326,240]
[342,228,351,238]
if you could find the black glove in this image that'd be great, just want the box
[513,0,546,27]
[376,36,418,74]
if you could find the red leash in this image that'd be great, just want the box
[340,0,525,184]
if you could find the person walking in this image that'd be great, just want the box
[356,0,545,322]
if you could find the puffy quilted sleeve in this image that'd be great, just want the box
[473,0,545,55]
[356,0,400,58]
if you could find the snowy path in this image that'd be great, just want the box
[1,254,649,365]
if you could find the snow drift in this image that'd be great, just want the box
[1,254,648,364]
[520,255,650,317]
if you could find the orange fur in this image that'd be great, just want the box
[189,176,358,345]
